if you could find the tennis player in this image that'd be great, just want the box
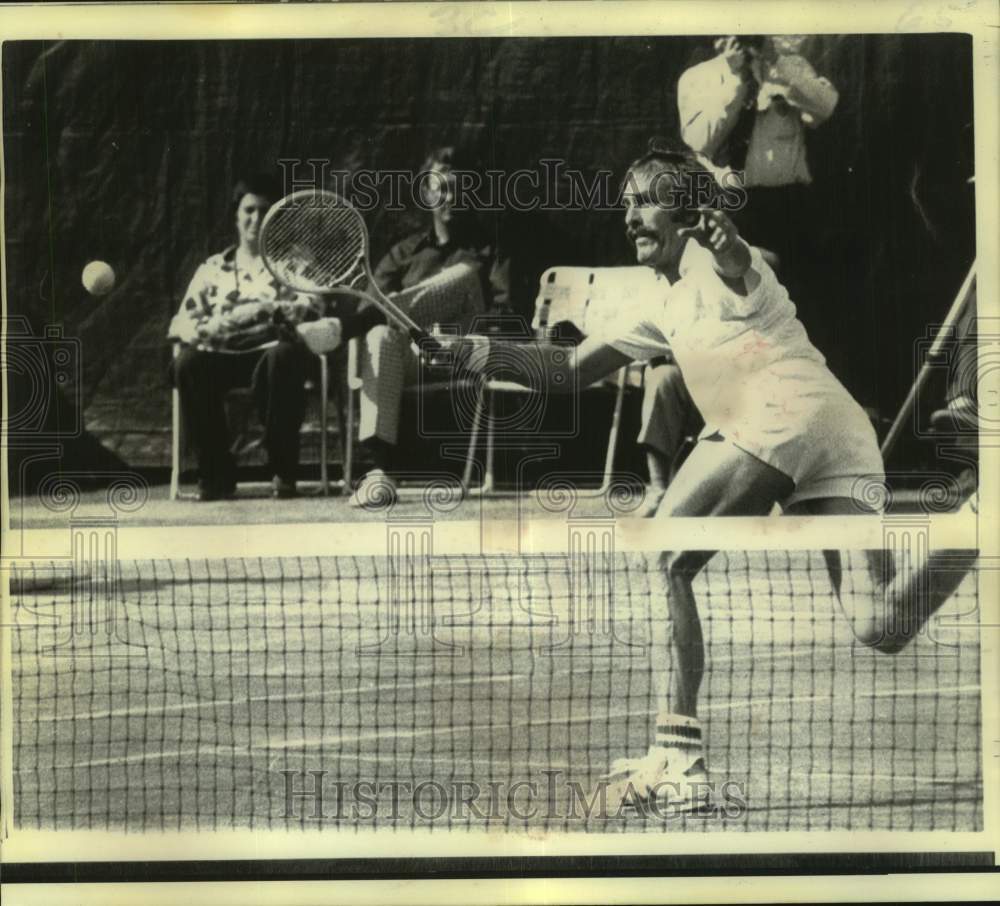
[451,147,977,810]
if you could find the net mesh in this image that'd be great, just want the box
[9,545,982,833]
[261,191,367,292]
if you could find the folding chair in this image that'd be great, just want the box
[170,342,350,500]
[461,266,658,496]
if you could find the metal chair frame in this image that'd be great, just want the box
[461,266,652,496]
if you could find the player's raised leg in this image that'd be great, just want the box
[792,496,979,652]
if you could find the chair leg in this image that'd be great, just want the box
[343,338,362,494]
[319,354,329,496]
[343,378,355,494]
[170,384,181,501]
[461,381,487,493]
[599,369,627,495]
[483,390,496,496]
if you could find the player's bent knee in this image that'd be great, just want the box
[842,611,910,654]
[657,550,680,580]
[657,550,707,586]
[847,618,886,650]
[858,627,909,654]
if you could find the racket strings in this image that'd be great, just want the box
[262,194,368,292]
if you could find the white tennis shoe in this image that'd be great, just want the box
[348,468,398,509]
[604,745,710,813]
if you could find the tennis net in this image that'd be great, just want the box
[7,525,982,833]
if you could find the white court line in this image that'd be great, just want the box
[32,679,980,772]
[31,745,252,771]
[19,648,812,725]
[263,753,577,773]
[258,683,981,752]
[279,758,980,785]
[773,769,981,786]
[23,672,525,724]
[26,753,976,791]
[702,683,981,714]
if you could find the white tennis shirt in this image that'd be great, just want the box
[595,242,884,506]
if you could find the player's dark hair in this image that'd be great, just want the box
[230,173,281,217]
[626,138,703,178]
[623,139,709,193]
[621,139,716,221]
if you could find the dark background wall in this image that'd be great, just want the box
[3,35,976,471]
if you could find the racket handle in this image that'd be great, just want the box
[410,328,450,366]
[410,327,437,350]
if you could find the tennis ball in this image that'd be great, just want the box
[82,260,116,296]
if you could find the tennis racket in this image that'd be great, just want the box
[260,189,440,353]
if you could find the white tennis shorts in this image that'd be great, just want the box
[700,357,886,511]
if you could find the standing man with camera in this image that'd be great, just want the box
[677,36,838,323]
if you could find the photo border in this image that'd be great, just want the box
[1,0,997,901]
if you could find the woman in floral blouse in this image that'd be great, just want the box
[168,174,325,500]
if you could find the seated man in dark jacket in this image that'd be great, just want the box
[346,146,509,507]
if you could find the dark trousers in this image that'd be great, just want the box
[171,340,309,487]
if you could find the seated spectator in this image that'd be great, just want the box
[345,146,509,507]
[168,173,324,501]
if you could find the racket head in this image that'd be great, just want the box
[260,189,371,294]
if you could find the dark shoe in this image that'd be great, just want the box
[272,476,298,499]
[930,396,977,433]
[197,479,237,502]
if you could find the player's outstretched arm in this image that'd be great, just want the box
[446,335,632,393]
[573,338,635,388]
[679,208,752,293]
